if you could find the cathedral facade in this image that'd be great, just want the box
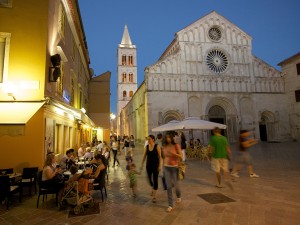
[120,11,291,143]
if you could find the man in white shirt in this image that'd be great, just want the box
[96,141,103,153]
[77,144,85,157]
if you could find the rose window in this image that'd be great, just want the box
[208,26,222,42]
[206,49,228,73]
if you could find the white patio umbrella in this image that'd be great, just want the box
[151,120,180,132]
[151,117,226,132]
[175,117,226,130]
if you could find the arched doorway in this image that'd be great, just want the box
[208,105,226,136]
[259,111,276,142]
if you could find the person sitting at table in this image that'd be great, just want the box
[69,165,79,179]
[77,144,85,157]
[42,153,65,202]
[90,154,106,182]
[60,149,75,170]
[84,147,93,160]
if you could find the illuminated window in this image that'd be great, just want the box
[128,55,133,66]
[122,73,126,83]
[0,33,10,83]
[71,78,74,106]
[129,91,133,97]
[122,55,126,65]
[72,37,76,61]
[57,63,64,95]
[59,3,65,38]
[79,89,82,108]
[129,73,133,82]
[123,91,127,98]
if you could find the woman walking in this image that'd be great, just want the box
[162,133,182,212]
[111,136,120,167]
[140,135,162,203]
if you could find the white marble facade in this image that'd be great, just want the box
[120,11,291,143]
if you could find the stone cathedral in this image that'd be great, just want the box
[119,11,291,143]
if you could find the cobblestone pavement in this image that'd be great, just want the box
[1,142,300,225]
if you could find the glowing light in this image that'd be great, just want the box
[110,113,116,120]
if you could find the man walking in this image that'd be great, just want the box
[209,127,232,189]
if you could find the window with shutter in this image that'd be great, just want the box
[295,89,300,102]
[296,63,300,75]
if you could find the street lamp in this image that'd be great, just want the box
[110,113,116,120]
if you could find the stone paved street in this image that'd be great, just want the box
[1,142,300,225]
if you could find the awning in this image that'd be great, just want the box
[0,102,45,124]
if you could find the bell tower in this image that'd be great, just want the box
[117,25,137,135]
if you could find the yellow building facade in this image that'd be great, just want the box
[0,0,96,172]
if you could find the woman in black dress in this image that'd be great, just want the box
[140,135,162,203]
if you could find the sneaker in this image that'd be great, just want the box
[176,198,181,204]
[250,173,259,178]
[231,172,240,178]
[166,206,173,213]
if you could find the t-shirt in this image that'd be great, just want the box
[209,135,228,159]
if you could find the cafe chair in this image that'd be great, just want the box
[0,175,21,210]
[0,168,14,175]
[36,171,58,208]
[93,169,107,202]
[20,167,38,198]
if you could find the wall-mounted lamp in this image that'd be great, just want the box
[49,54,61,82]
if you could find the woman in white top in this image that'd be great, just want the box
[42,153,65,202]
[112,136,120,167]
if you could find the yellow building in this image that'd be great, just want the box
[0,0,101,172]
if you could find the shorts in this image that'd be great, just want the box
[236,151,253,165]
[211,158,229,173]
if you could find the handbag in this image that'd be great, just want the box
[178,162,186,180]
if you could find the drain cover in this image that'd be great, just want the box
[198,193,235,204]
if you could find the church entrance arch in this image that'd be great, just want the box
[161,109,183,124]
[259,111,276,142]
[208,105,226,136]
[205,97,238,143]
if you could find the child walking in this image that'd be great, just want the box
[128,163,140,197]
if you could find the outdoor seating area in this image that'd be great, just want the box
[186,145,212,161]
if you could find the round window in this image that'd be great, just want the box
[208,26,222,42]
[206,49,228,73]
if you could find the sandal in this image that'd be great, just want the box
[166,206,173,212]
[215,184,222,188]
[152,197,156,203]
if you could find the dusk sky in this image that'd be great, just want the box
[78,0,300,115]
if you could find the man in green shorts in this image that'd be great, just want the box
[209,127,232,189]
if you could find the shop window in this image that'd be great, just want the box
[122,55,126,65]
[0,33,10,83]
[122,73,126,83]
[295,89,300,102]
[129,73,133,82]
[129,91,133,97]
[128,55,133,66]
[123,91,127,98]
[297,63,300,75]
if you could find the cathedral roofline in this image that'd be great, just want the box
[278,52,300,66]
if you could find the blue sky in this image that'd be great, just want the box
[78,0,300,114]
